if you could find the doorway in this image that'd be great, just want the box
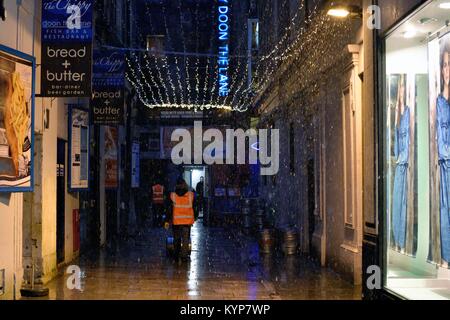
[183,167,206,191]
[57,139,66,264]
[183,166,207,218]
[307,158,316,254]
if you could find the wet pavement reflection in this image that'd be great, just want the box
[30,222,361,300]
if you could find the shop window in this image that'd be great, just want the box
[383,0,450,300]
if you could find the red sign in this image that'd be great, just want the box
[73,209,80,252]
[104,126,118,188]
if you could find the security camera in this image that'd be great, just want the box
[0,0,6,21]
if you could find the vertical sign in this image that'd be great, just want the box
[41,0,93,97]
[218,0,230,97]
[91,50,125,125]
[73,209,80,252]
[131,142,140,188]
[68,105,89,191]
[104,126,118,189]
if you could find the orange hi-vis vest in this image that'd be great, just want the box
[152,184,164,204]
[171,191,195,225]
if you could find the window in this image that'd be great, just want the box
[342,86,355,228]
[383,1,450,300]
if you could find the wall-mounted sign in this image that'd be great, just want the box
[91,49,125,125]
[160,110,204,119]
[131,142,140,188]
[0,45,35,192]
[68,105,89,191]
[218,0,229,97]
[41,0,93,97]
[104,126,118,189]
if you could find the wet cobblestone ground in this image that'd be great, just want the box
[31,222,361,300]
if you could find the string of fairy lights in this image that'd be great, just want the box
[126,0,255,112]
[125,0,263,112]
[123,0,355,113]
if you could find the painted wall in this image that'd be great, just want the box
[0,0,36,300]
[0,0,81,299]
[257,7,364,284]
[58,102,85,264]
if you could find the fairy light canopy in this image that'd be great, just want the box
[124,0,351,113]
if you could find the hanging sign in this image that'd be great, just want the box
[68,105,89,191]
[218,0,230,97]
[91,49,125,125]
[41,0,93,97]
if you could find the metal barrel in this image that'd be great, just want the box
[254,207,265,231]
[282,229,298,255]
[259,229,274,254]
[241,199,251,229]
[264,205,276,229]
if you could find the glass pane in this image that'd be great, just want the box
[384,1,450,300]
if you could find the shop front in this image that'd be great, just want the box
[378,0,450,300]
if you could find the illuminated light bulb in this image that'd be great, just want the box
[403,29,417,38]
[439,2,450,9]
[327,8,350,18]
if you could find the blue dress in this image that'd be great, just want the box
[437,95,450,263]
[392,106,410,250]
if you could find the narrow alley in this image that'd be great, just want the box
[35,222,360,300]
[1,0,450,306]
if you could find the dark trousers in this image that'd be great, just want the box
[153,203,165,227]
[173,225,191,259]
[196,196,204,214]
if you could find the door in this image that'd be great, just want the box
[307,158,316,254]
[57,139,66,264]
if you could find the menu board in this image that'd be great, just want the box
[68,105,89,191]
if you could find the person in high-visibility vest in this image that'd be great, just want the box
[168,178,197,261]
[151,182,165,227]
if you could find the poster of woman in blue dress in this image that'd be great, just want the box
[434,37,450,267]
[390,74,411,253]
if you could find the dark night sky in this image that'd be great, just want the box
[135,0,217,53]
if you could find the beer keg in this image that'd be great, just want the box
[255,207,265,231]
[241,199,251,229]
[282,229,298,255]
[259,229,274,254]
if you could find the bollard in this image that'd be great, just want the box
[282,229,299,256]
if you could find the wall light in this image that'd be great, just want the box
[328,8,350,18]
[327,2,362,19]
[403,30,417,39]
[439,2,450,9]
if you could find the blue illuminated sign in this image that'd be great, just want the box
[42,0,93,43]
[218,0,229,97]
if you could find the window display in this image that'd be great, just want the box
[388,74,416,256]
[429,32,450,268]
[0,44,35,192]
[384,0,450,300]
